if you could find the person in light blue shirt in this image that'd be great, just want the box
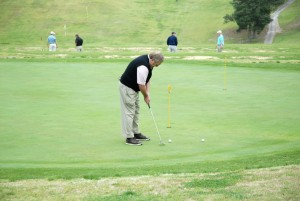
[47,31,57,51]
[216,30,224,52]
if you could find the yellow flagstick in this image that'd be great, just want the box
[86,6,89,18]
[167,84,172,128]
[224,56,227,91]
[40,36,43,51]
[64,24,67,36]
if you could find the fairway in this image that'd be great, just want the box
[1,61,299,169]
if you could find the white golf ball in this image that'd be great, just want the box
[201,139,205,142]
[168,139,172,143]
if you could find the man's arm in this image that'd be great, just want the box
[139,84,150,104]
[146,81,150,92]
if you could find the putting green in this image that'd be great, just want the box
[0,61,299,169]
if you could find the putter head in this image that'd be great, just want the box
[159,141,166,146]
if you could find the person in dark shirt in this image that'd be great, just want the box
[167,32,178,52]
[119,51,164,145]
[75,34,83,52]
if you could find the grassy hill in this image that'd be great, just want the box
[0,0,298,49]
[275,0,300,43]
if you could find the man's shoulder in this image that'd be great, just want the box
[137,54,148,58]
[133,55,149,66]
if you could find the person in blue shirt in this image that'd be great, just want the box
[216,30,224,52]
[47,31,58,51]
[167,32,178,52]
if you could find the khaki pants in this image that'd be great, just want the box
[217,45,223,52]
[168,45,177,52]
[119,82,140,138]
[76,46,83,52]
[49,44,56,51]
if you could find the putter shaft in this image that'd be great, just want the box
[148,103,164,143]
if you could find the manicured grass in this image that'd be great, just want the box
[0,57,299,180]
[0,43,299,200]
[1,150,298,181]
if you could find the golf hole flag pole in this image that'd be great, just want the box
[40,36,43,51]
[64,24,67,36]
[224,56,227,91]
[167,84,172,128]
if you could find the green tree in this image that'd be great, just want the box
[224,0,285,41]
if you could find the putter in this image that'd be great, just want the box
[148,103,165,146]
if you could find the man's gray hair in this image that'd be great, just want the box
[149,51,164,63]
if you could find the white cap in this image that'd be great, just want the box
[217,30,222,34]
[50,31,55,35]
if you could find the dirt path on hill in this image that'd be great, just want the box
[264,0,295,44]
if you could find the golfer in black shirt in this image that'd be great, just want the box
[119,51,164,145]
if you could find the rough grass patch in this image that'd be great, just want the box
[185,173,242,189]
[0,166,299,200]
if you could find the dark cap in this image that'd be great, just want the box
[172,32,176,34]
